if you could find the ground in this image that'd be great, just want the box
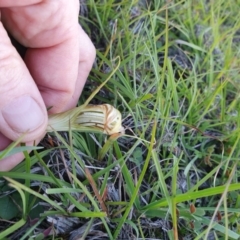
[1,1,240,239]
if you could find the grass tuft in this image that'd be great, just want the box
[1,0,240,239]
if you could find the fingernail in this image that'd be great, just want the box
[2,95,45,133]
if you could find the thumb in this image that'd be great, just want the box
[0,22,48,142]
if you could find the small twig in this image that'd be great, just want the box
[85,168,108,215]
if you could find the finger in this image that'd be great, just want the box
[61,26,96,110]
[0,133,24,171]
[0,133,42,171]
[0,0,41,7]
[0,132,11,150]
[1,1,80,48]
[0,151,25,171]
[24,25,96,113]
[0,22,48,142]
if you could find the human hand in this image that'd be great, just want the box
[0,0,96,171]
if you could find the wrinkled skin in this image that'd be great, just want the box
[0,0,96,171]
